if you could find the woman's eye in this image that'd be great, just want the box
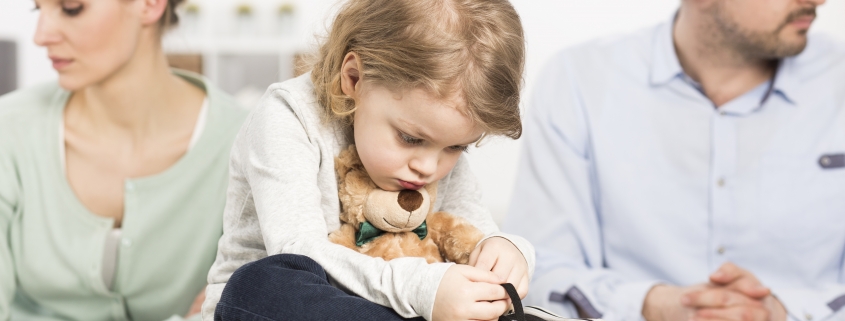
[398,132,423,146]
[447,145,469,153]
[62,4,83,16]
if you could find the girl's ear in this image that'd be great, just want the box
[340,52,363,99]
[139,0,169,27]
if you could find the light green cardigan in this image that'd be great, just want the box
[0,70,248,321]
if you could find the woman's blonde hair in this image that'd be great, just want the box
[311,0,524,139]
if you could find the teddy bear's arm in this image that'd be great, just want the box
[425,211,485,264]
[328,224,360,251]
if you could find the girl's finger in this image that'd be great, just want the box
[517,274,529,299]
[460,265,504,285]
[467,298,509,320]
[474,248,499,274]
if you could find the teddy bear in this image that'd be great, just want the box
[328,145,484,264]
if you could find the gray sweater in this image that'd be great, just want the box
[202,74,536,320]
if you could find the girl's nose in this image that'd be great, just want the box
[33,12,62,47]
[408,154,437,179]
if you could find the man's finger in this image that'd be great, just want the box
[696,306,770,321]
[723,277,770,299]
[682,288,763,308]
[710,262,742,283]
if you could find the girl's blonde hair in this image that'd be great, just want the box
[311,0,524,139]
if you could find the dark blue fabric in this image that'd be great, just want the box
[215,254,425,321]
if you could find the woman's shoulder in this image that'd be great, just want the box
[0,82,64,137]
[0,82,63,119]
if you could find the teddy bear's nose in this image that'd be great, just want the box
[397,190,424,212]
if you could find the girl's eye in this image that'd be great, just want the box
[62,3,83,16]
[447,145,469,153]
[398,132,424,146]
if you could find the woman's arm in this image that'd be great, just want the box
[0,132,20,320]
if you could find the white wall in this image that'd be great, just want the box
[2,0,844,223]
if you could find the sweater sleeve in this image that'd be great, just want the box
[203,87,453,321]
[0,129,19,321]
[437,156,536,279]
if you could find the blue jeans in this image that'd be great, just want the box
[215,254,426,321]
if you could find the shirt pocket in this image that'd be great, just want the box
[758,153,845,248]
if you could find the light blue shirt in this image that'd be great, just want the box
[505,17,845,321]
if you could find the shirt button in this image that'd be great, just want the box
[805,313,813,321]
[717,178,726,187]
[121,238,132,247]
[821,157,831,166]
[719,110,727,116]
[717,247,726,255]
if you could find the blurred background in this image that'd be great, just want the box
[1,0,844,224]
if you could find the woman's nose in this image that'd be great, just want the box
[33,12,62,47]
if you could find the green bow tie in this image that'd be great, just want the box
[355,221,427,247]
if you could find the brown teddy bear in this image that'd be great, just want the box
[328,145,484,264]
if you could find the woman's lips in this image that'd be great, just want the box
[398,180,424,190]
[50,57,73,70]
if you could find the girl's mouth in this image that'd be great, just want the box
[398,180,424,190]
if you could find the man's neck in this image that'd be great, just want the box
[673,9,777,107]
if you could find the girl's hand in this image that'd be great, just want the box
[468,237,529,299]
[432,265,510,321]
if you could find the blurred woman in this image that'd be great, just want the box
[0,0,247,320]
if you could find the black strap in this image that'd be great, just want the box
[500,283,525,321]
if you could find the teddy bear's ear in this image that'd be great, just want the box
[335,144,375,226]
[335,145,364,183]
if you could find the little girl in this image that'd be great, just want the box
[202,0,535,320]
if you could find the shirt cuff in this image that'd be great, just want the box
[599,280,661,321]
[478,232,537,279]
[772,287,845,321]
[416,262,454,321]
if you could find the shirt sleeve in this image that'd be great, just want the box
[0,133,19,321]
[437,156,536,279]
[503,53,660,321]
[773,285,845,321]
[203,88,453,321]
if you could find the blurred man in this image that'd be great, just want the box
[506,0,845,320]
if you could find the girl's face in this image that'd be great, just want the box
[32,0,158,90]
[351,83,483,192]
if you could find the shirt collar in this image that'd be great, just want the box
[648,13,800,106]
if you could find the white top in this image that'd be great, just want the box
[202,74,536,321]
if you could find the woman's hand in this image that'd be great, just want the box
[468,237,529,299]
[432,265,510,321]
[185,287,206,318]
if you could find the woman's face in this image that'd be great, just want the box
[352,83,483,192]
[32,0,148,90]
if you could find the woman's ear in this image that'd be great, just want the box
[340,52,363,99]
[139,0,169,27]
